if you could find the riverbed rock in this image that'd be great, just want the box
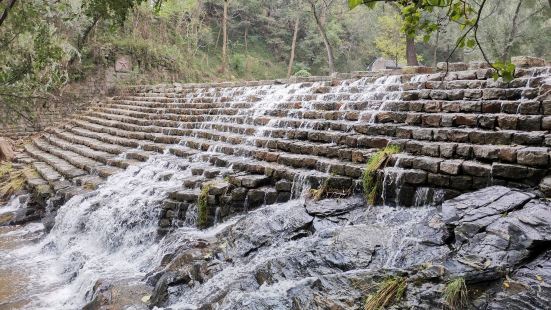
[0,137,14,162]
[148,187,551,309]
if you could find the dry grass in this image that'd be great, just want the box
[0,163,30,199]
[364,276,407,310]
[197,183,212,229]
[443,277,468,310]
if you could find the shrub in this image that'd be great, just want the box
[293,69,312,77]
[230,53,246,76]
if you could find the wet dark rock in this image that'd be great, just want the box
[305,197,362,217]
[149,187,551,309]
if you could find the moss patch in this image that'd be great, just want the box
[444,277,468,310]
[364,276,407,310]
[362,145,400,205]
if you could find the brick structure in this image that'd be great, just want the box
[10,57,551,229]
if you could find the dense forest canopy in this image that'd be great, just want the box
[0,0,550,123]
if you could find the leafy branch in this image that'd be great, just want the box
[348,0,518,81]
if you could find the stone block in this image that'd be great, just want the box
[437,62,468,71]
[430,90,448,100]
[516,147,550,167]
[422,114,441,127]
[483,89,506,100]
[518,115,542,131]
[450,175,472,190]
[411,157,442,173]
[511,56,545,68]
[454,115,477,127]
[402,169,427,184]
[492,163,529,180]
[518,101,541,115]
[440,160,463,175]
[424,102,442,113]
[455,145,473,158]
[462,161,492,177]
[247,189,266,206]
[411,128,433,141]
[513,132,544,145]
[428,173,450,187]
[498,147,518,163]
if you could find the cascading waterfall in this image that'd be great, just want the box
[0,154,203,309]
[0,71,481,309]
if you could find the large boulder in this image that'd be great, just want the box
[0,137,15,162]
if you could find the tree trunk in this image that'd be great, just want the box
[287,17,300,78]
[432,29,440,68]
[221,0,229,73]
[309,1,335,74]
[0,0,17,28]
[244,23,249,71]
[501,0,522,62]
[406,37,418,66]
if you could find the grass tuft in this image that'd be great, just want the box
[443,277,468,310]
[197,183,212,229]
[310,176,330,201]
[364,276,407,310]
[362,145,400,205]
[0,164,30,199]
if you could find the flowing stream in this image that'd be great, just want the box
[0,75,443,309]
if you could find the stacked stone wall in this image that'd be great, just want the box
[9,56,551,229]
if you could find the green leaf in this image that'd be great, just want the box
[466,39,476,49]
[348,0,364,9]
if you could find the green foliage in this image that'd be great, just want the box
[197,183,212,229]
[374,15,406,65]
[362,145,400,205]
[293,69,312,77]
[492,61,516,82]
[347,0,533,79]
[443,277,468,310]
[364,276,407,310]
[82,0,147,23]
[230,53,247,76]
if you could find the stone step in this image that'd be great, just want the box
[107,101,254,110]
[73,112,550,166]
[48,127,129,154]
[67,116,368,179]
[24,144,87,180]
[32,138,122,178]
[86,104,550,148]
[168,145,356,192]
[32,161,63,184]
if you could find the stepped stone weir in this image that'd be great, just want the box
[13,60,551,229]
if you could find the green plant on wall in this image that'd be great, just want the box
[362,145,400,205]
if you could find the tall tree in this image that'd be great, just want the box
[307,0,336,74]
[222,0,230,73]
[287,16,300,77]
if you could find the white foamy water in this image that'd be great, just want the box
[0,154,204,309]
